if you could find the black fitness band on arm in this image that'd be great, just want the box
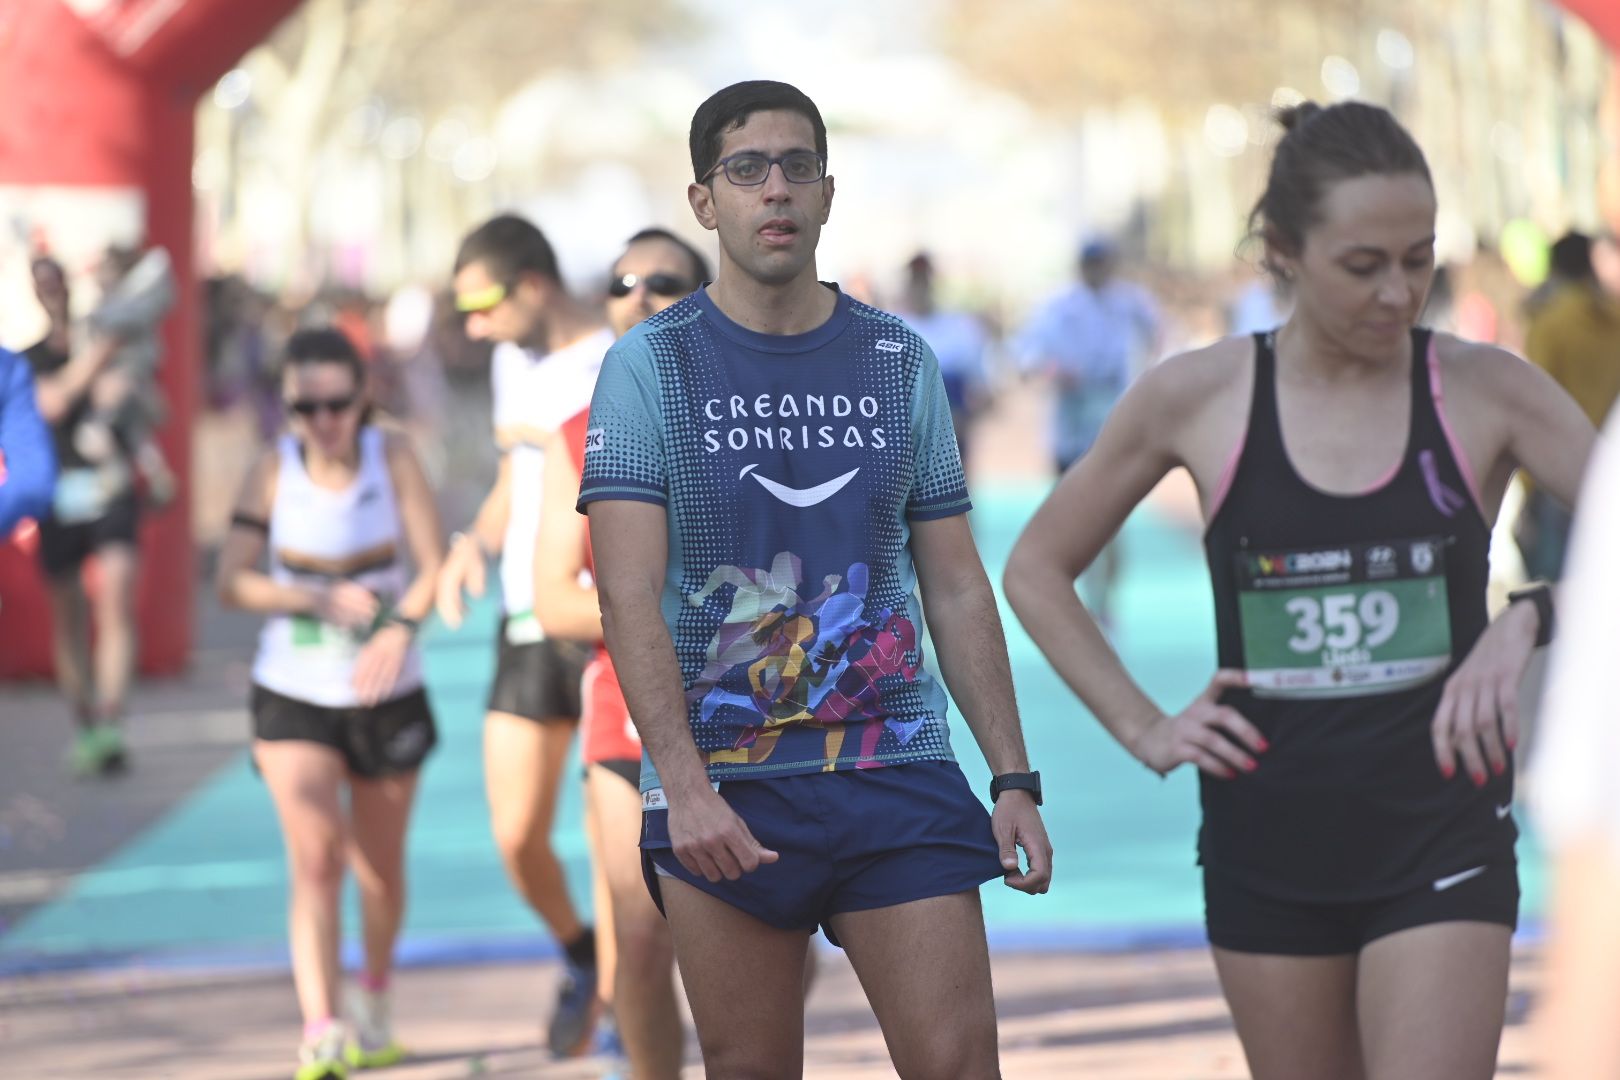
[1507,582,1554,648]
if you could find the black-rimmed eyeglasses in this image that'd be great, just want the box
[702,151,827,187]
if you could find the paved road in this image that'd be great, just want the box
[0,594,261,934]
[0,944,1546,1077]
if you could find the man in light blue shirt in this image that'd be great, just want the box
[1016,238,1160,629]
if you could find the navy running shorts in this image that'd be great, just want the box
[640,759,1005,947]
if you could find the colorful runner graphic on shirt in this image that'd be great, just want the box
[578,288,971,784]
[688,551,923,770]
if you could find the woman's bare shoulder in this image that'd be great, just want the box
[1132,334,1253,420]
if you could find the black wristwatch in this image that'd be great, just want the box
[989,771,1042,806]
[1507,582,1554,648]
[383,612,421,635]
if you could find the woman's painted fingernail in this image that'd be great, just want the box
[1256,738,1270,752]
[1244,759,1258,772]
[1441,763,1455,779]
[1492,761,1505,776]
[1472,771,1486,787]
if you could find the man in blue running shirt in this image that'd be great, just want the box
[579,80,1052,1078]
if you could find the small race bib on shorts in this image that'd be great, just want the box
[1236,538,1452,699]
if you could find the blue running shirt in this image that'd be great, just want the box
[577,286,970,788]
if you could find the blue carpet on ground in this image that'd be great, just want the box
[0,485,1545,972]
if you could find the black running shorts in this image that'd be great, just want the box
[37,493,140,579]
[486,625,590,723]
[584,758,641,788]
[251,683,437,778]
[1204,862,1519,956]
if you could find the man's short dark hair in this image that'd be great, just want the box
[454,213,561,284]
[1550,231,1595,283]
[622,227,711,285]
[689,80,827,183]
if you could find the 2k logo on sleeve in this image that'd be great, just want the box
[584,429,605,454]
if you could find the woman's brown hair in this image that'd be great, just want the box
[1249,101,1433,276]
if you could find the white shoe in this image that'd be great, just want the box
[295,1020,350,1080]
[344,986,405,1069]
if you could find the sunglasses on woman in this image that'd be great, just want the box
[608,272,693,299]
[285,395,357,417]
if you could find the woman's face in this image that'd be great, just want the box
[282,360,364,458]
[1273,172,1438,361]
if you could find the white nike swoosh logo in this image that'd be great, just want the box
[1495,803,1513,820]
[1432,865,1487,892]
[739,464,860,507]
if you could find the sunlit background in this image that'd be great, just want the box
[1,1,1617,1072]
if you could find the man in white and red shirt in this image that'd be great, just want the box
[437,214,612,1057]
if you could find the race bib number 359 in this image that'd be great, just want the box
[1236,538,1452,699]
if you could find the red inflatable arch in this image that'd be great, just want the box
[0,0,301,676]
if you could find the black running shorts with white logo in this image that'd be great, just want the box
[1204,860,1518,955]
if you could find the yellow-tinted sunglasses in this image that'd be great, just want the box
[455,281,511,315]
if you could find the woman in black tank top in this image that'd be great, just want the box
[1006,102,1594,1080]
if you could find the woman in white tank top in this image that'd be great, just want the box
[215,328,444,1080]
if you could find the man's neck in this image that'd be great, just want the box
[527,296,604,356]
[707,267,836,336]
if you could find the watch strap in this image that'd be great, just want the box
[989,771,1042,806]
[1507,582,1554,648]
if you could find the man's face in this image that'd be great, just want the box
[688,109,833,289]
[605,239,700,337]
[1080,255,1115,290]
[454,260,546,347]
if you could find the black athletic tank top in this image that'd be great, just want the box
[1201,329,1513,901]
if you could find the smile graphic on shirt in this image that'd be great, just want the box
[739,463,860,507]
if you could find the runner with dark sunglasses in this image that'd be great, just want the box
[218,328,444,1080]
[533,226,706,1080]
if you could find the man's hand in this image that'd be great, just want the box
[667,785,780,882]
[435,533,487,629]
[992,790,1052,894]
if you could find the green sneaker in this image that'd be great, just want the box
[343,986,405,1069]
[91,725,127,774]
[296,1022,350,1080]
[68,725,128,778]
[67,729,103,778]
